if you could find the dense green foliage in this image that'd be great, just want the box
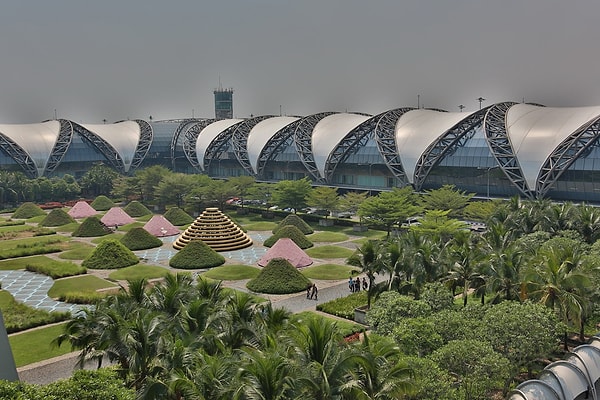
[263,225,314,248]
[72,216,112,237]
[120,227,163,250]
[246,257,311,294]
[90,195,114,211]
[272,213,314,234]
[169,240,225,269]
[163,206,194,225]
[82,239,138,269]
[40,208,75,226]
[317,291,368,320]
[123,200,152,217]
[11,202,46,219]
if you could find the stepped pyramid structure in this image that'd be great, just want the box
[258,238,312,268]
[173,207,252,251]
[68,201,97,219]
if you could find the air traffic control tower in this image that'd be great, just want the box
[214,87,233,120]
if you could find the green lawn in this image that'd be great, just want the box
[242,221,279,231]
[9,323,74,367]
[0,224,33,234]
[0,235,68,251]
[48,275,118,299]
[53,222,80,233]
[109,264,171,281]
[118,222,145,232]
[292,311,364,337]
[201,264,261,280]
[91,232,124,244]
[307,232,349,243]
[0,255,85,278]
[58,241,95,260]
[0,257,38,270]
[301,264,358,280]
[305,245,355,259]
[135,214,154,222]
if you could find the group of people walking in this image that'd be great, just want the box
[306,283,318,300]
[349,276,368,293]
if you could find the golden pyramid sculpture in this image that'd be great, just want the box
[173,207,253,252]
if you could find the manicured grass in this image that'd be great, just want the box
[118,222,145,232]
[0,235,67,251]
[109,264,171,281]
[305,245,355,259]
[26,215,47,223]
[201,264,261,280]
[292,311,364,337]
[307,232,349,243]
[9,322,73,367]
[243,221,279,231]
[48,275,118,299]
[91,232,124,244]
[0,224,33,234]
[0,291,70,333]
[0,257,39,270]
[58,242,95,260]
[0,255,85,278]
[135,214,154,222]
[0,290,12,307]
[53,222,80,233]
[301,264,358,280]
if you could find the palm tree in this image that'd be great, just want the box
[574,203,600,244]
[350,240,383,308]
[234,348,295,400]
[444,233,486,307]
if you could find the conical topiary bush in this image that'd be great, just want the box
[82,239,138,269]
[263,225,313,249]
[120,227,163,250]
[273,214,314,235]
[123,201,152,217]
[163,207,194,226]
[12,202,46,219]
[40,208,75,227]
[91,195,114,211]
[72,216,112,237]
[246,257,311,294]
[169,240,225,269]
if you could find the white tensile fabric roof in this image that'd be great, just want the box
[0,121,62,176]
[506,104,600,190]
[311,113,371,178]
[247,116,299,174]
[80,121,141,172]
[195,119,243,170]
[395,109,474,184]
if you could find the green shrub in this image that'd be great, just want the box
[163,206,194,226]
[90,195,114,211]
[58,292,106,304]
[246,257,311,294]
[72,216,112,237]
[169,240,225,269]
[40,208,75,227]
[317,291,368,320]
[0,238,64,259]
[123,200,152,217]
[263,225,313,248]
[120,227,163,250]
[33,227,58,236]
[82,239,138,269]
[273,214,314,234]
[12,202,46,219]
[25,259,86,279]
[0,220,25,227]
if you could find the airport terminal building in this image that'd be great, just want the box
[2,102,600,202]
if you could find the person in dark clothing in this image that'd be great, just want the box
[307,283,312,299]
[310,284,318,300]
[349,277,354,292]
[354,278,360,292]
[362,277,368,291]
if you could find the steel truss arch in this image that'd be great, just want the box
[170,119,203,169]
[72,122,125,173]
[413,106,491,191]
[0,131,38,178]
[255,119,303,178]
[182,119,215,170]
[323,115,380,183]
[483,102,533,197]
[203,120,245,171]
[130,120,153,172]
[373,108,414,186]
[231,115,276,176]
[293,112,338,182]
[537,116,600,197]
[44,119,74,176]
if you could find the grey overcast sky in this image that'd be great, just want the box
[1,0,599,123]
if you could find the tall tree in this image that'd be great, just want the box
[271,177,312,213]
[358,187,422,237]
[79,163,120,196]
[306,186,339,218]
[419,184,473,217]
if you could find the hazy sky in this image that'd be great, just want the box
[1,0,599,123]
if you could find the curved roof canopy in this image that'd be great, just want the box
[195,119,243,170]
[506,104,600,190]
[79,121,142,172]
[395,109,473,183]
[0,121,65,177]
[311,113,370,178]
[247,116,300,174]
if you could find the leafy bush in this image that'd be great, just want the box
[58,292,106,304]
[367,291,432,335]
[25,259,86,279]
[72,216,112,237]
[246,257,311,294]
[82,239,138,269]
[263,225,313,248]
[40,208,75,227]
[33,227,58,236]
[317,291,368,320]
[163,206,194,226]
[0,220,25,227]
[123,200,152,217]
[169,240,225,269]
[12,202,46,219]
[273,214,314,235]
[90,195,114,211]
[120,227,163,250]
